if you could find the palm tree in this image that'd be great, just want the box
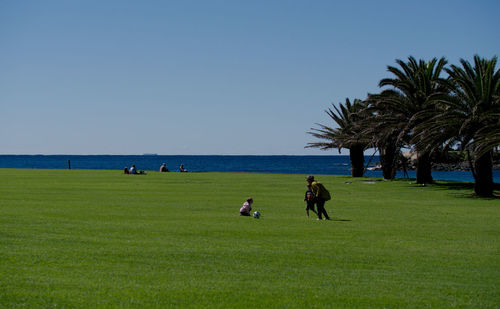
[358,93,406,180]
[376,56,449,184]
[414,55,500,197]
[307,98,369,177]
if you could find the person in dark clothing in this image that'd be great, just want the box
[304,184,318,217]
[179,164,188,172]
[160,163,169,172]
[306,175,331,220]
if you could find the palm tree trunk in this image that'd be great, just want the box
[473,150,493,197]
[350,144,365,177]
[380,144,396,180]
[416,152,433,184]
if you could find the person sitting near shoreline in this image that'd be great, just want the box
[240,197,253,216]
[129,164,146,175]
[179,164,188,172]
[124,167,130,174]
[160,163,169,172]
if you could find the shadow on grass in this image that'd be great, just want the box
[424,181,499,199]
[433,181,474,191]
[343,179,385,185]
[352,177,500,199]
[332,218,352,222]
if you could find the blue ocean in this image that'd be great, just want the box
[0,155,498,183]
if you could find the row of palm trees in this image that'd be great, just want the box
[307,55,499,197]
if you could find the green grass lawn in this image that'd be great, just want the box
[0,169,498,308]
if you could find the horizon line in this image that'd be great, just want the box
[0,153,355,156]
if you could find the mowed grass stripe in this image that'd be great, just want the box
[0,169,498,307]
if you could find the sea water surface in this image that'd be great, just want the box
[1,155,499,183]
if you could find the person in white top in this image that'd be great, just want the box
[239,197,253,216]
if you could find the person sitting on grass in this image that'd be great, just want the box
[160,163,169,172]
[239,197,253,216]
[179,164,188,172]
[304,184,318,218]
[129,164,146,175]
[124,167,129,174]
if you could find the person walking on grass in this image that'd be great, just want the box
[306,176,331,220]
[304,184,318,218]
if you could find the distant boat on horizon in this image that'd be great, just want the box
[143,153,158,156]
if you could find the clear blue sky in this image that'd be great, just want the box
[1,0,499,155]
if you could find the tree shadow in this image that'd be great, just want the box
[428,182,500,199]
[387,178,500,199]
[347,177,499,199]
[433,182,474,191]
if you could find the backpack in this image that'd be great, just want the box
[322,187,331,201]
[315,182,331,201]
